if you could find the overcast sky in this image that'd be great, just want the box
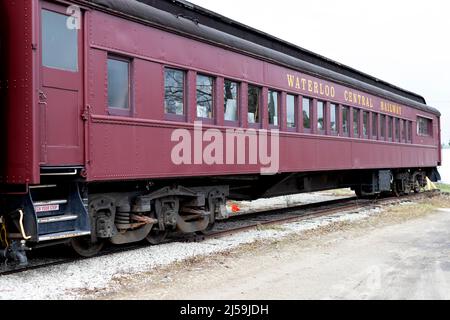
[190,0,450,143]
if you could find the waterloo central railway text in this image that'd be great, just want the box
[287,74,336,98]
[287,74,403,115]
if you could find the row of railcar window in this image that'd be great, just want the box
[106,57,433,142]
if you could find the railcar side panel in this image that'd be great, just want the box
[0,0,39,185]
[84,9,439,182]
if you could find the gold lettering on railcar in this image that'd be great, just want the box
[287,74,335,98]
[344,90,374,108]
[380,101,402,116]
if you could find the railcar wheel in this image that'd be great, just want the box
[198,222,215,235]
[71,237,104,258]
[146,229,169,245]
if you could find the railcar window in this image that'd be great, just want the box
[303,98,311,129]
[197,75,214,119]
[330,104,338,133]
[248,85,261,124]
[353,108,360,137]
[363,111,369,137]
[388,117,393,140]
[286,94,296,128]
[317,101,325,131]
[268,90,280,126]
[372,113,378,138]
[380,115,386,140]
[417,116,432,136]
[395,118,400,142]
[342,106,350,136]
[408,121,413,142]
[164,68,185,116]
[42,9,78,72]
[107,58,130,110]
[224,80,239,121]
[401,120,406,142]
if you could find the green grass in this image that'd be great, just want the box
[436,183,450,193]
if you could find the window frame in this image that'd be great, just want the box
[408,121,413,143]
[195,73,215,123]
[401,119,406,143]
[302,97,313,133]
[353,107,360,138]
[362,111,369,139]
[247,84,262,129]
[316,100,326,134]
[394,118,401,142]
[267,89,280,128]
[285,93,297,132]
[341,106,350,137]
[41,8,79,73]
[387,116,393,141]
[380,114,386,141]
[224,79,240,126]
[164,67,187,122]
[329,103,339,136]
[417,116,433,137]
[371,112,378,140]
[107,55,133,117]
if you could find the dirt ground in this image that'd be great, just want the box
[91,195,450,300]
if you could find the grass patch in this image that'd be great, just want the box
[256,224,287,232]
[436,183,450,193]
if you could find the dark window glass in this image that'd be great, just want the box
[286,95,296,128]
[388,117,393,139]
[403,120,409,142]
[342,106,350,136]
[395,118,401,141]
[330,104,338,132]
[380,115,386,139]
[408,121,413,142]
[197,75,214,119]
[317,101,325,131]
[248,85,261,124]
[224,80,239,121]
[107,58,130,110]
[353,108,360,137]
[268,90,279,126]
[42,9,78,72]
[417,116,432,136]
[303,98,311,129]
[401,120,406,142]
[164,69,184,115]
[363,111,369,137]
[372,113,378,138]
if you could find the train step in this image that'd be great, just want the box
[28,183,91,241]
[38,230,91,242]
[34,199,68,217]
[37,214,78,224]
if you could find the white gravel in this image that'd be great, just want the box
[0,197,389,300]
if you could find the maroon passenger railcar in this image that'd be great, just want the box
[0,0,441,264]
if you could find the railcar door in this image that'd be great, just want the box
[39,1,84,166]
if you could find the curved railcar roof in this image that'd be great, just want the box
[85,0,440,116]
[139,0,426,105]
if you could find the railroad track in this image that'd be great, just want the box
[0,191,442,276]
[189,190,441,242]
